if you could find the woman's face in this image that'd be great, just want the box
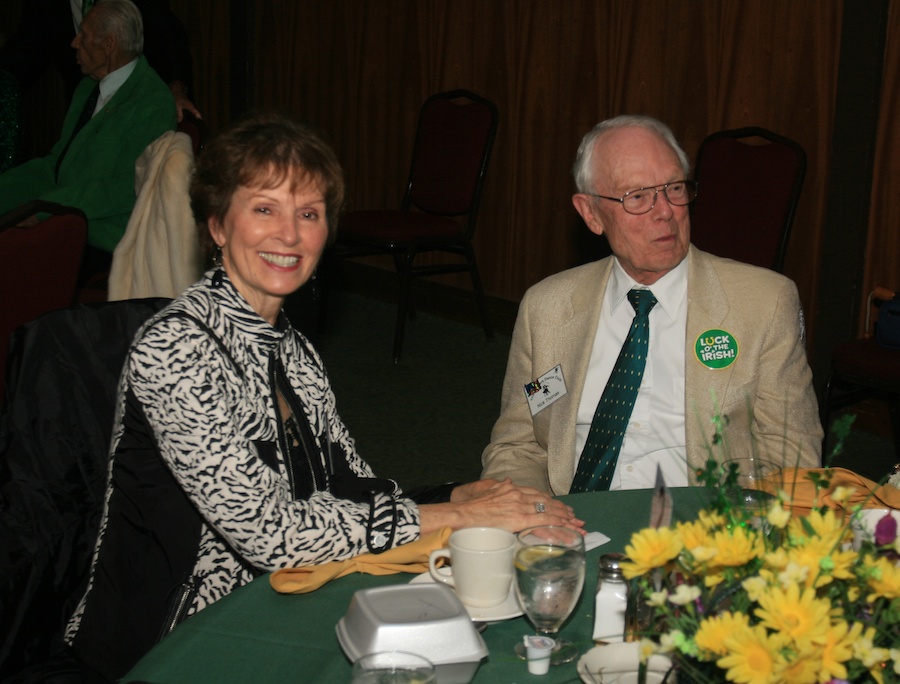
[209,176,328,324]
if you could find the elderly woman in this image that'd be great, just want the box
[63,112,581,682]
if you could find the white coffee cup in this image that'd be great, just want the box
[428,527,515,608]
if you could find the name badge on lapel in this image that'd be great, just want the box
[524,364,567,416]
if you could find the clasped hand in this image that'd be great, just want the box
[419,478,584,536]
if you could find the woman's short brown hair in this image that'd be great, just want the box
[190,111,346,257]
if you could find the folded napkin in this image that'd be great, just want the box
[270,527,452,594]
[780,467,900,515]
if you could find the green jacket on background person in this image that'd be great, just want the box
[0,54,175,252]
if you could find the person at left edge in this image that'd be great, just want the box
[0,0,175,269]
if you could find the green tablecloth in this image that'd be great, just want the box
[125,488,709,683]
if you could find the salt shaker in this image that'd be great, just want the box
[592,552,628,643]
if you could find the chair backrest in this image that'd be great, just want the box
[404,89,499,233]
[0,297,170,676]
[0,205,88,396]
[176,110,207,156]
[690,127,806,272]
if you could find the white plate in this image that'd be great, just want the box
[577,643,674,684]
[409,572,524,622]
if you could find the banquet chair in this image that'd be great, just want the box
[0,297,170,678]
[690,127,806,273]
[176,110,207,155]
[0,201,87,398]
[821,286,900,461]
[335,89,499,362]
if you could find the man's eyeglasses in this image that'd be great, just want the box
[587,180,698,215]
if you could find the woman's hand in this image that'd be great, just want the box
[447,478,504,502]
[419,478,585,536]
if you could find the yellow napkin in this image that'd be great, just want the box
[780,467,900,515]
[270,527,452,594]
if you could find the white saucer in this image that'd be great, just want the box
[408,573,523,622]
[576,643,674,684]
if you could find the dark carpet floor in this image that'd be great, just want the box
[290,281,897,491]
[303,287,512,491]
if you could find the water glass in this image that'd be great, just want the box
[351,651,436,684]
[513,525,586,665]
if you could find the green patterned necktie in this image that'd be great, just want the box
[570,288,657,492]
[82,0,94,15]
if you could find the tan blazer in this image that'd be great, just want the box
[481,246,823,495]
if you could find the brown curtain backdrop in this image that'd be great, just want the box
[242,0,842,337]
[167,0,231,138]
[8,0,900,341]
[865,0,900,333]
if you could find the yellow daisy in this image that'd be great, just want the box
[711,526,762,567]
[762,547,787,570]
[778,538,855,589]
[694,611,751,657]
[703,572,725,589]
[698,509,726,531]
[865,555,900,601]
[824,546,859,581]
[754,583,830,644]
[788,508,847,548]
[622,527,683,578]
[718,624,789,684]
[677,519,714,549]
[813,619,863,682]
[780,644,821,684]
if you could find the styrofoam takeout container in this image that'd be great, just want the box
[336,582,488,684]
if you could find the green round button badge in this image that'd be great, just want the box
[695,329,738,369]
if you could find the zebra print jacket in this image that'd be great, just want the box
[65,269,420,682]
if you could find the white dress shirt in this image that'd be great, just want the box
[70,0,88,32]
[574,257,689,489]
[93,59,138,115]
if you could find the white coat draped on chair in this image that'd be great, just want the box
[108,130,203,301]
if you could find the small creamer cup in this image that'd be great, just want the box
[428,526,515,608]
[524,635,555,675]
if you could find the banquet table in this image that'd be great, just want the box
[124,487,709,683]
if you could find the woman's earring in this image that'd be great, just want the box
[212,246,224,287]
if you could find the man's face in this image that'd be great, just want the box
[572,127,691,285]
[72,8,113,80]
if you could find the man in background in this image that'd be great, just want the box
[0,0,176,278]
[481,114,822,494]
[0,0,199,121]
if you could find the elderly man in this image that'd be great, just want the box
[0,0,199,121]
[0,0,175,272]
[481,115,822,494]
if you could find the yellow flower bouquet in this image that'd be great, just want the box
[621,436,900,683]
